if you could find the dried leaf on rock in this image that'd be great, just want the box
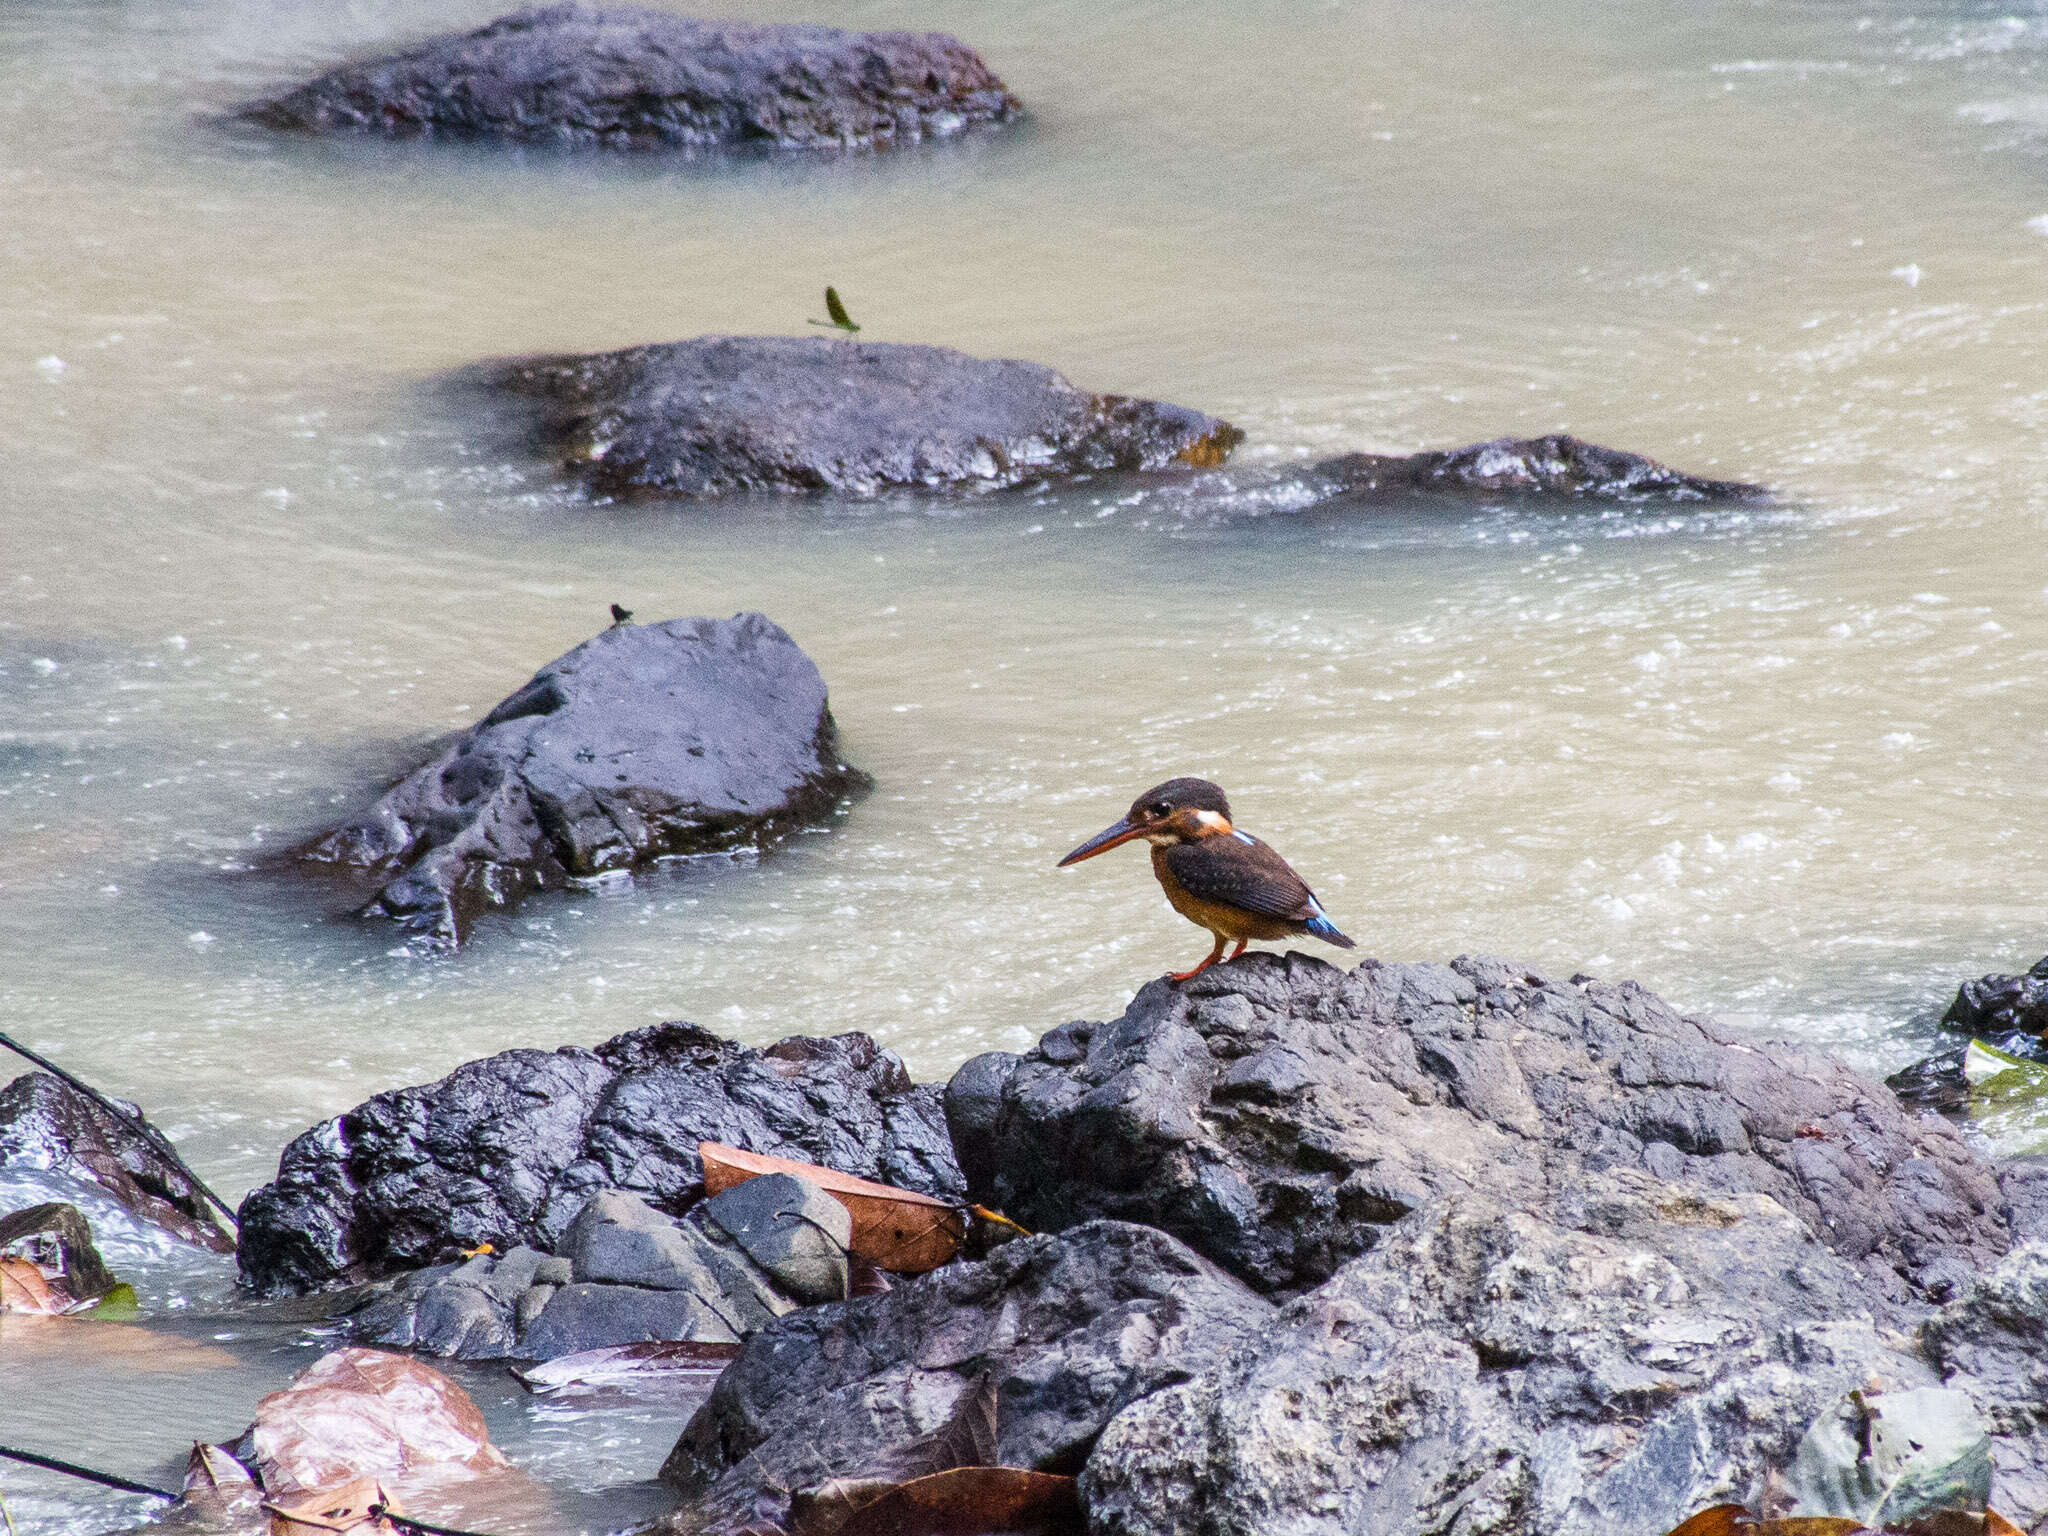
[1658,1509,2035,1536]
[787,1381,1008,1536]
[180,1442,264,1527]
[0,1255,59,1314]
[515,1339,741,1396]
[249,1348,506,1499]
[263,1476,401,1536]
[832,1468,1083,1536]
[699,1142,964,1272]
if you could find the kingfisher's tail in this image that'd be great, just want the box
[1303,912,1356,950]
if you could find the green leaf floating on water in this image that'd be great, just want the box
[80,1282,139,1320]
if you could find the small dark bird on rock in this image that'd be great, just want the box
[609,603,634,625]
[1058,777,1356,983]
[807,286,860,334]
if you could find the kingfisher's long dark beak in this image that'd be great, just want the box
[1058,817,1144,867]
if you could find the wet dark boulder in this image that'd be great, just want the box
[946,953,2008,1299]
[237,6,1020,154]
[0,1072,233,1252]
[1944,954,2048,1038]
[470,335,1244,501]
[295,612,864,948]
[236,1023,963,1297]
[655,1220,1276,1535]
[1308,432,1767,506]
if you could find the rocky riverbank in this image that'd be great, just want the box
[189,952,2048,1535]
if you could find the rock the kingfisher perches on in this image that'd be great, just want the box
[1057,777,1356,982]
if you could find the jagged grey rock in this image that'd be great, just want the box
[698,1173,851,1305]
[237,6,1020,154]
[947,953,2007,1298]
[469,335,1244,500]
[1080,1190,1949,1536]
[1307,433,1767,506]
[0,1071,234,1252]
[655,1220,1275,1536]
[562,1189,723,1291]
[237,1023,962,1296]
[294,613,865,947]
[516,1281,741,1358]
[1920,1242,2048,1522]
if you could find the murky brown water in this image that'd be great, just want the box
[4,0,2047,1525]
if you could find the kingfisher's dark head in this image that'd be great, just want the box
[1056,777,1235,866]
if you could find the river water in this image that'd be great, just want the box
[3,0,2046,1527]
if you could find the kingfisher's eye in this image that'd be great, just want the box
[1147,801,1170,817]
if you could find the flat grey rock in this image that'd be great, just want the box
[237,6,1020,154]
[470,335,1243,500]
[563,1190,719,1291]
[698,1173,851,1306]
[519,1281,740,1359]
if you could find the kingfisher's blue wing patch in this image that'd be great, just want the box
[1232,830,1256,845]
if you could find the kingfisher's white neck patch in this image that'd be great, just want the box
[1194,810,1233,834]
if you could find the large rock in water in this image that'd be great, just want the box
[1306,432,1766,506]
[470,335,1244,500]
[237,6,1020,153]
[236,1023,962,1296]
[296,613,863,947]
[948,954,2008,1300]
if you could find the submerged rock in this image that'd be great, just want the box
[0,1071,234,1252]
[237,6,1020,153]
[948,953,2006,1299]
[295,612,864,947]
[236,1023,961,1296]
[470,335,1243,500]
[656,1220,1275,1534]
[1308,432,1766,506]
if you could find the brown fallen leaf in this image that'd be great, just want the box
[263,1476,402,1536]
[248,1348,507,1500]
[514,1339,741,1396]
[834,1467,1083,1536]
[1659,1509,2028,1536]
[700,1142,965,1273]
[0,1254,60,1314]
[788,1379,1004,1536]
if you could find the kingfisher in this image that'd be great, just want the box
[1057,777,1356,982]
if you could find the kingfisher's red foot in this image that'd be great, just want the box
[1170,935,1230,984]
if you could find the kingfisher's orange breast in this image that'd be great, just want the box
[1150,844,1300,942]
